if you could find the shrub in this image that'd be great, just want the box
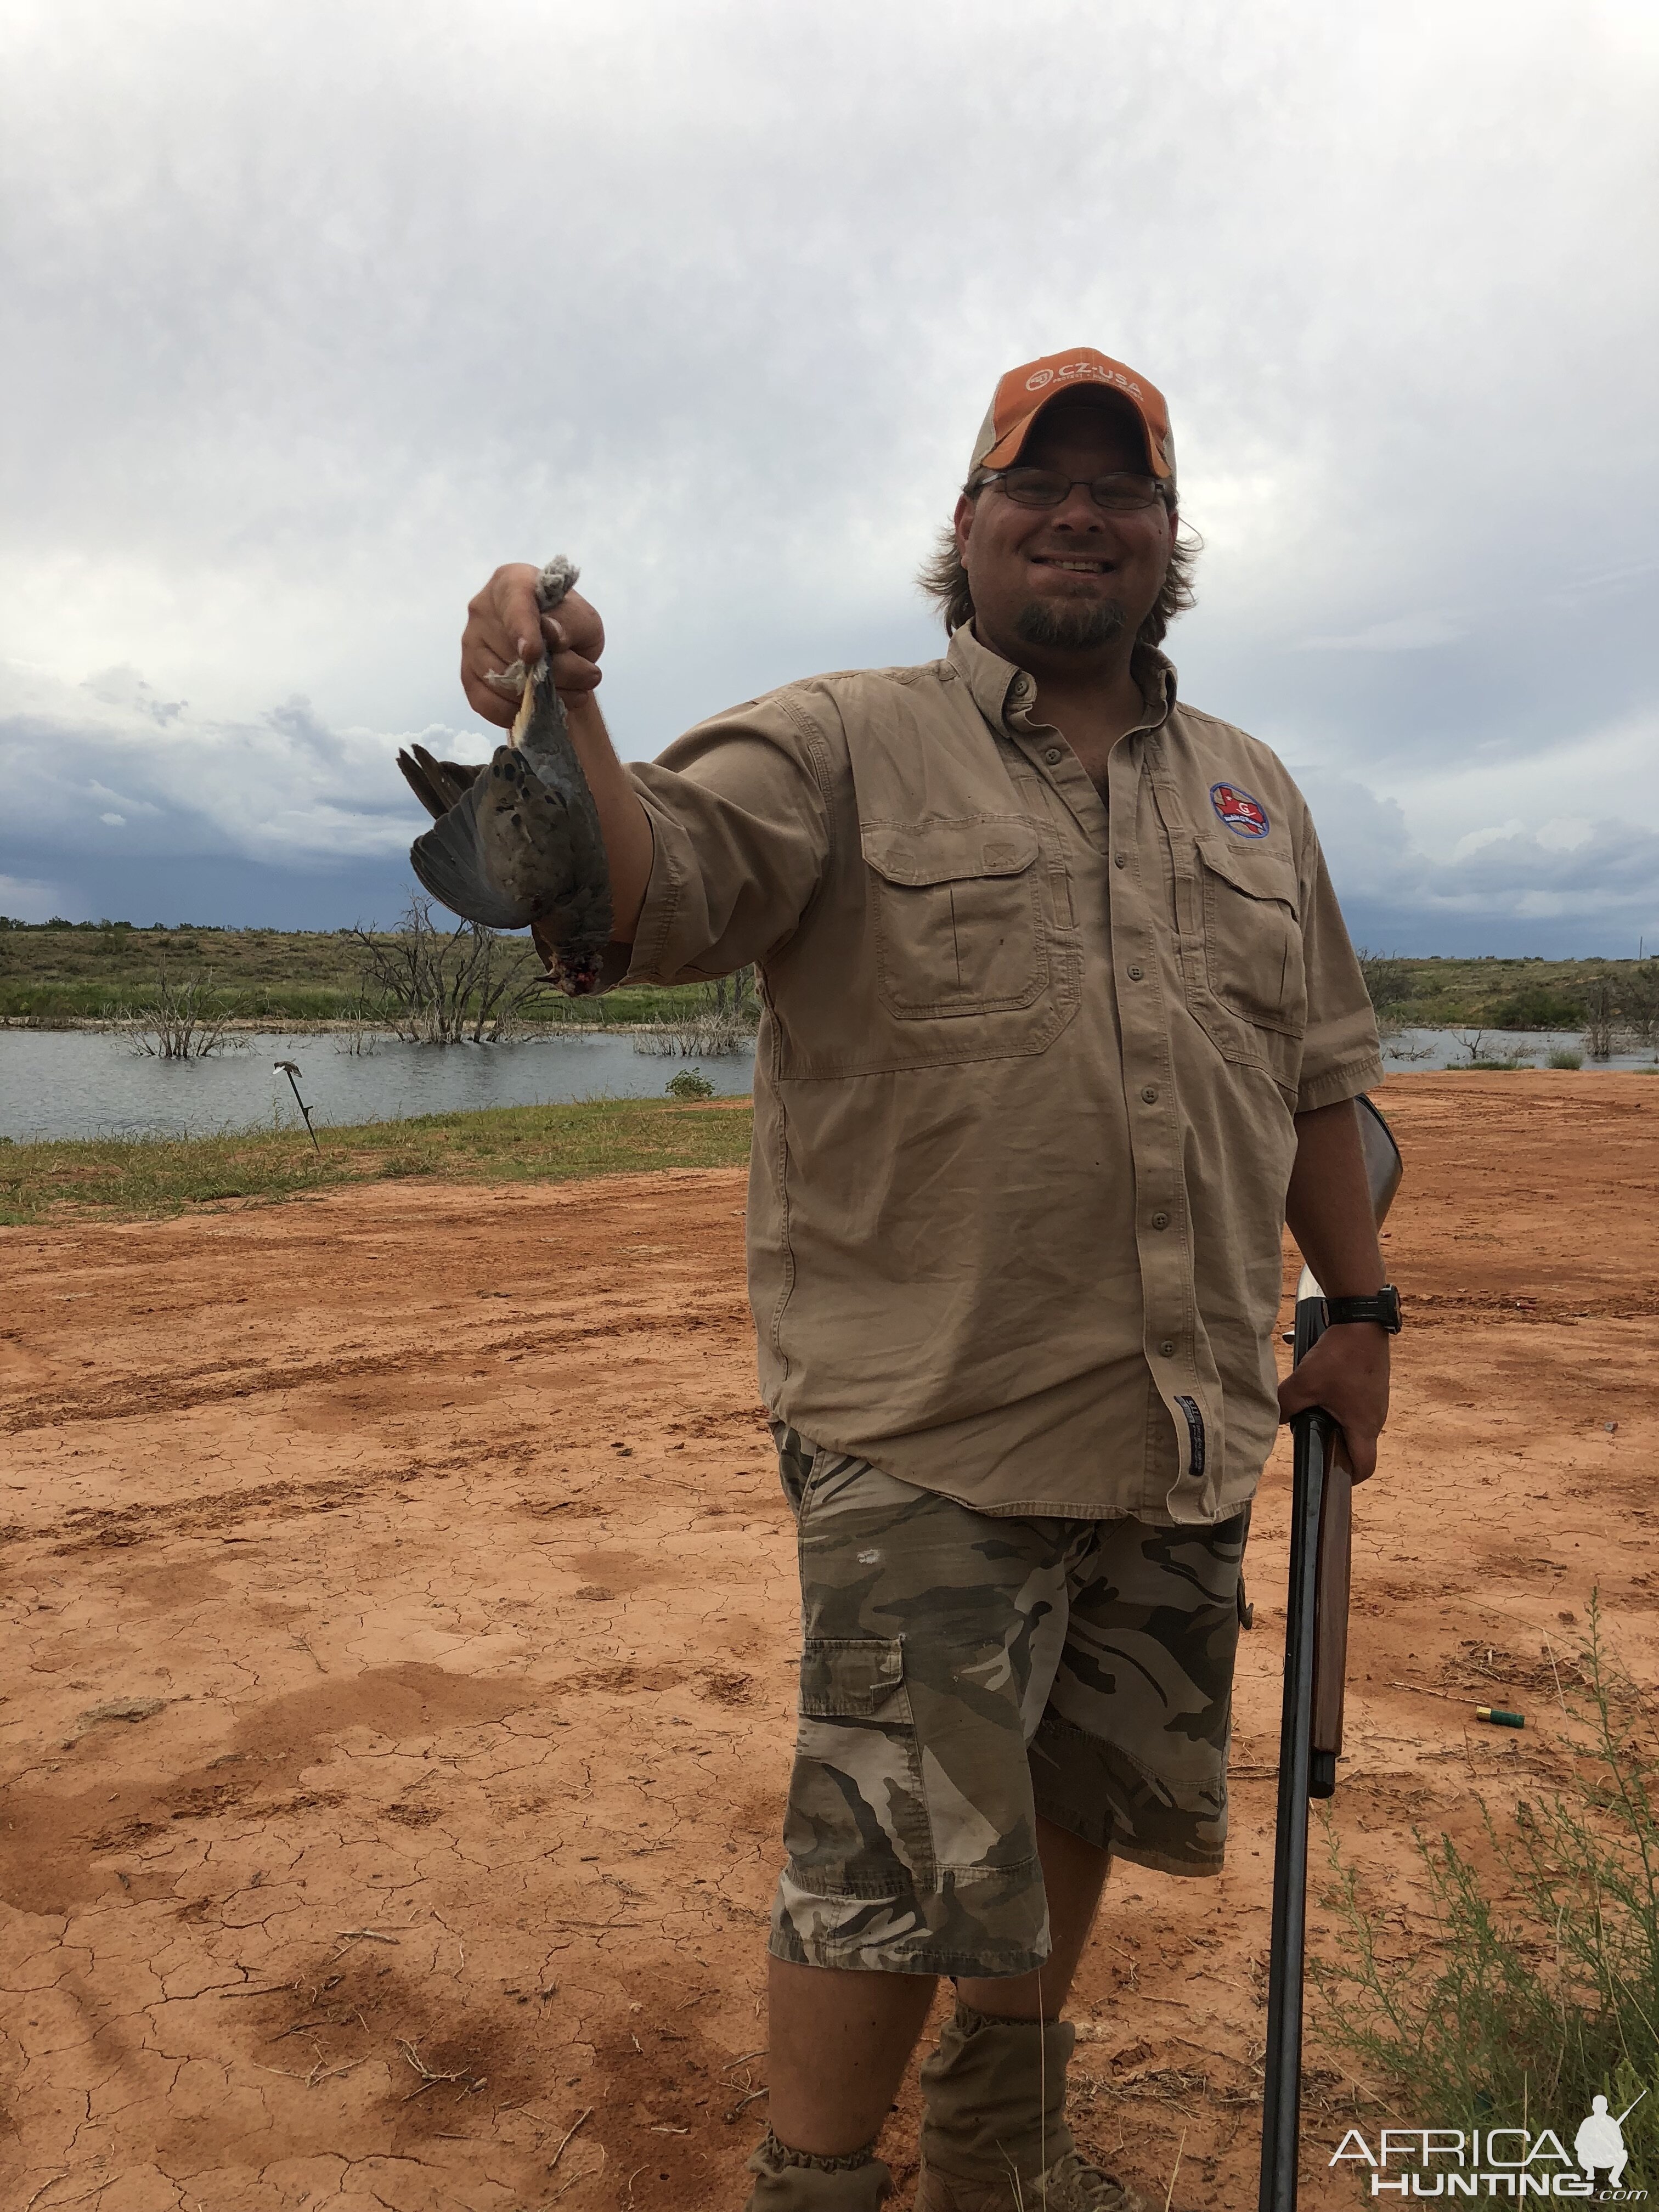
[665,1068,715,1100]
[1547,1048,1584,1069]
[1483,985,1589,1030]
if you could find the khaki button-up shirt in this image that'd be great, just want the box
[623,625,1383,1523]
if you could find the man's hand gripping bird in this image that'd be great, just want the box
[397,556,613,995]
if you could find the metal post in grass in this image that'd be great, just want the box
[274,1060,320,1153]
[1259,1096,1402,2212]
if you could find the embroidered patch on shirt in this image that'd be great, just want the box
[1210,782,1271,839]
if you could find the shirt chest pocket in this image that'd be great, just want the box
[1193,839,1307,1038]
[861,816,1047,1019]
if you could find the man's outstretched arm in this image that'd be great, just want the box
[461,562,655,943]
[1279,1096,1391,1480]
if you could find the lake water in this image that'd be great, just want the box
[1381,1027,1657,1075]
[0,1025,1652,1144]
[0,1028,758,1143]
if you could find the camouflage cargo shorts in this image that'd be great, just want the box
[768,1429,1248,1978]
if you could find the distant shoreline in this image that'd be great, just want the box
[0,1014,676,1037]
[3,927,1651,1032]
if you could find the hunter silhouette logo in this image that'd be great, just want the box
[1577,2094,1643,2192]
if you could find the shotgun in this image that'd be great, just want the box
[1258,1093,1402,2212]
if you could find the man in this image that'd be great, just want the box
[460,348,1393,2212]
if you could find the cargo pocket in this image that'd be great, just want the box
[783,1637,933,1897]
[862,817,1046,1019]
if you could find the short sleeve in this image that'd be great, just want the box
[622,688,836,985]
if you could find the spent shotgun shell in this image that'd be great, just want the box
[1475,1706,1525,1729]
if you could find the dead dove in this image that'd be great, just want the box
[398,556,613,995]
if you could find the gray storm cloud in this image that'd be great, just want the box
[2,0,1655,946]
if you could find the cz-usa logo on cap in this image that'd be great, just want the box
[1210,782,1271,839]
[1025,360,1146,400]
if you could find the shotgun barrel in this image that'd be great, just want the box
[1258,1094,1402,2212]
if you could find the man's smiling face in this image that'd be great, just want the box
[954,391,1176,668]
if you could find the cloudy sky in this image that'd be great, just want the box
[3,0,1655,951]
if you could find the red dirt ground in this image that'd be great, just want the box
[2,1072,1656,2212]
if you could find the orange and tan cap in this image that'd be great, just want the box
[969,346,1176,492]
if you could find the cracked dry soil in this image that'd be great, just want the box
[2,1074,1656,2211]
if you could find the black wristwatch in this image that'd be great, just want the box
[1322,1286,1402,1334]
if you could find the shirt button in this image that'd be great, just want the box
[1151,1211,1170,1230]
[1114,853,1128,868]
[1127,964,1144,981]
[1141,1085,1159,1104]
[1044,747,1064,765]
[1158,1339,1176,1358]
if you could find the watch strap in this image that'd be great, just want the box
[1322,1286,1401,1333]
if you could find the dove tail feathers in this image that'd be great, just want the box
[398,745,483,821]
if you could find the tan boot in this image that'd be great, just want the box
[915,2004,1148,2212]
[743,2127,894,2210]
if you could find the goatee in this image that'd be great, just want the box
[1013,598,1127,652]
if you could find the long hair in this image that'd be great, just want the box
[917,478,1200,652]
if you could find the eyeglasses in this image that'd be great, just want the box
[978,466,1165,514]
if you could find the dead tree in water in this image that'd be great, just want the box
[632,964,760,1058]
[351,898,548,1043]
[1582,969,1621,1062]
[122,966,235,1058]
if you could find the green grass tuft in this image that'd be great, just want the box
[0,1097,754,1224]
[1315,1599,1659,2178]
